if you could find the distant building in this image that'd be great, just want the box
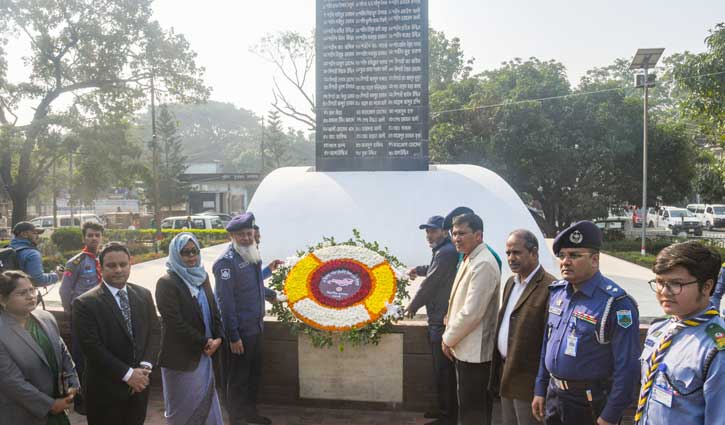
[182,162,261,214]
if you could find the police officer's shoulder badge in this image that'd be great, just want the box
[616,310,633,328]
[706,323,725,351]
[569,230,584,244]
[221,268,231,280]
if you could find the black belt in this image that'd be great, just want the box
[549,374,610,392]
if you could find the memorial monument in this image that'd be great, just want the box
[248,0,554,405]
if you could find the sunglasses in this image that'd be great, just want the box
[180,248,199,257]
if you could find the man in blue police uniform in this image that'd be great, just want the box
[531,221,640,425]
[214,212,280,425]
[635,241,725,425]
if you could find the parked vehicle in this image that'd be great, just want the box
[160,215,225,230]
[198,211,232,225]
[656,207,703,236]
[686,203,706,225]
[703,204,725,230]
[29,214,103,229]
[633,207,658,228]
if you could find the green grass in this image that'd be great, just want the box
[603,250,656,269]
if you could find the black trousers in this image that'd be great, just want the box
[429,325,458,425]
[224,332,264,424]
[456,360,493,425]
[70,315,86,410]
[544,382,610,425]
[85,389,149,425]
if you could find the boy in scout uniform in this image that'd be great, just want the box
[531,221,640,425]
[635,241,725,424]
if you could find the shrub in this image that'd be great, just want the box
[51,227,83,252]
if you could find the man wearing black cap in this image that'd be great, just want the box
[213,212,280,425]
[8,222,61,286]
[531,221,640,425]
[405,215,459,425]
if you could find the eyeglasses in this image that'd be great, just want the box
[180,248,199,257]
[556,252,593,261]
[13,287,38,298]
[648,279,699,295]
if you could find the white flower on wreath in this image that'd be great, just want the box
[394,266,408,281]
[284,256,300,268]
[383,303,403,320]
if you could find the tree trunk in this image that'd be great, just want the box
[9,189,29,227]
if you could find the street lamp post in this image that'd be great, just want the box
[630,48,664,256]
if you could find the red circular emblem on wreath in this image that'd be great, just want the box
[308,259,372,308]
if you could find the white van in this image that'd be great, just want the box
[703,204,725,230]
[160,215,225,230]
[30,214,103,229]
[686,203,706,226]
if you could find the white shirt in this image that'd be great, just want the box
[102,281,152,381]
[497,264,541,359]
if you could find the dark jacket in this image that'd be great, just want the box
[490,266,556,400]
[72,282,159,404]
[213,244,275,341]
[155,272,224,371]
[9,238,58,286]
[408,238,459,326]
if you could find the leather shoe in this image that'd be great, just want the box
[424,411,440,419]
[245,414,272,425]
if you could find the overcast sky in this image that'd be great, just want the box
[6,0,725,129]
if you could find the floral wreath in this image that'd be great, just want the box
[269,230,410,349]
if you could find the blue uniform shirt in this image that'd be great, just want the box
[213,244,276,342]
[638,306,725,425]
[534,271,640,424]
[59,252,101,312]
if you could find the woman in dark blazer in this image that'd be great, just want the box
[0,270,79,425]
[156,233,224,425]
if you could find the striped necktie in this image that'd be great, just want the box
[117,289,134,338]
[634,308,718,424]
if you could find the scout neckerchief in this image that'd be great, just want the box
[634,308,719,424]
[82,246,102,283]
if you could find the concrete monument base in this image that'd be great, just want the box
[298,334,404,403]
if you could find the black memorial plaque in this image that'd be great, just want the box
[316,0,429,172]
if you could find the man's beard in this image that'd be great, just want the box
[233,242,262,264]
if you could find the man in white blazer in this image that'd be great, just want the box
[442,213,501,425]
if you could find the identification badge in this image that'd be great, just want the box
[565,334,578,357]
[549,306,563,316]
[651,384,673,407]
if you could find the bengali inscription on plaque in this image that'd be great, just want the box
[316,0,429,171]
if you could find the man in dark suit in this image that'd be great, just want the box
[405,215,459,425]
[72,242,159,425]
[490,230,556,425]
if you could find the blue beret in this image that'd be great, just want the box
[419,215,445,230]
[226,212,255,232]
[443,206,475,230]
[552,221,602,254]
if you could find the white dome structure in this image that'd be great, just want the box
[248,164,557,279]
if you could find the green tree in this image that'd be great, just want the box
[156,104,189,210]
[429,29,474,90]
[674,22,725,143]
[0,0,209,225]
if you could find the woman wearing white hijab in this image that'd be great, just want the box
[156,233,224,425]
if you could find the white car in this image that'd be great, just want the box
[160,215,225,230]
[686,203,706,226]
[30,214,103,229]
